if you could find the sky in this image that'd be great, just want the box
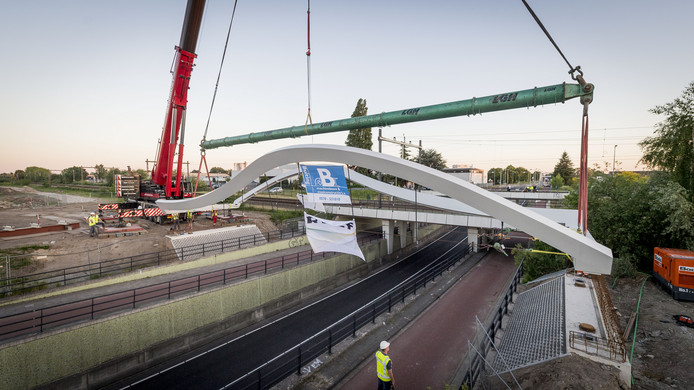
[1,0,692,177]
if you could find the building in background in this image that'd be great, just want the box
[444,166,485,184]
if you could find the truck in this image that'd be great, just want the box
[101,0,206,223]
[653,247,694,301]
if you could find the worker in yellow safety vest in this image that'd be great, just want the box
[88,212,99,237]
[186,210,194,233]
[171,213,180,231]
[375,340,395,389]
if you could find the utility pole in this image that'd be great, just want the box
[613,145,618,175]
[377,133,422,186]
[378,128,382,209]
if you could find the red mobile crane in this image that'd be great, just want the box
[108,0,207,220]
[150,0,205,199]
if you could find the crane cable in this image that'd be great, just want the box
[520,0,590,235]
[194,0,239,196]
[520,0,580,77]
[304,0,313,134]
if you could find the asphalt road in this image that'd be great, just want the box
[111,227,468,390]
[339,245,518,389]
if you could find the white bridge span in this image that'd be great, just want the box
[158,144,612,274]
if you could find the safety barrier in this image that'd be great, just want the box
[223,241,472,390]
[568,331,626,363]
[1,226,306,297]
[0,234,381,342]
[459,259,524,389]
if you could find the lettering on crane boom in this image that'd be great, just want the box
[492,93,518,104]
[401,108,420,115]
[320,121,334,128]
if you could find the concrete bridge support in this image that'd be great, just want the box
[382,220,395,254]
[397,220,408,249]
[468,227,479,252]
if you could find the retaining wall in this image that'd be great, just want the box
[2,225,441,389]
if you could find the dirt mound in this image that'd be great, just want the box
[610,276,694,389]
[0,187,277,278]
[489,354,627,389]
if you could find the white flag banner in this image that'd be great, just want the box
[297,193,326,213]
[304,212,365,261]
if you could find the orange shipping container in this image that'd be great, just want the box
[653,247,694,301]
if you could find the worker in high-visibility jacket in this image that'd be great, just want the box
[186,210,194,233]
[171,212,180,231]
[375,340,395,389]
[88,212,98,237]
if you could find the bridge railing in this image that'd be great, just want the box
[0,234,382,343]
[457,259,524,389]
[224,241,472,390]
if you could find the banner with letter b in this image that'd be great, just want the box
[300,164,351,205]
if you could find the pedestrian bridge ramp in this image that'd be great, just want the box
[491,276,567,371]
[168,225,265,262]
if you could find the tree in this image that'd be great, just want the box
[550,174,564,190]
[345,98,372,176]
[345,98,372,151]
[134,169,149,179]
[516,167,530,183]
[639,81,694,197]
[94,164,107,183]
[210,167,227,174]
[25,166,51,184]
[415,148,446,170]
[61,166,88,184]
[488,168,503,185]
[566,172,694,272]
[106,167,122,187]
[553,151,575,185]
[504,165,518,184]
[512,240,569,282]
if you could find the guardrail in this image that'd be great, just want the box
[1,227,306,297]
[568,331,626,363]
[0,234,381,342]
[224,240,472,390]
[459,259,524,389]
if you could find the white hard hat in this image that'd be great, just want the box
[90,212,95,215]
[380,341,390,350]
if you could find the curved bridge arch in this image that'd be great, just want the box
[158,144,612,274]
